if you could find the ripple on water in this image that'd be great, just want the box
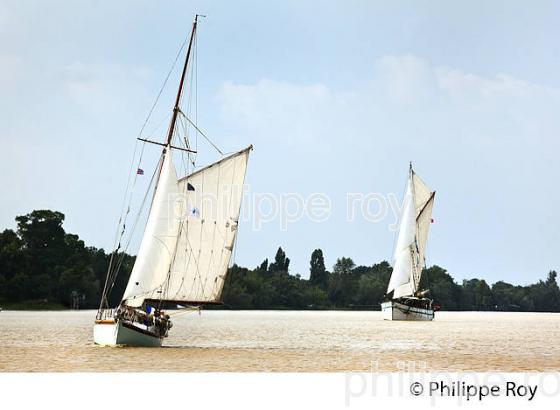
[0,310,559,371]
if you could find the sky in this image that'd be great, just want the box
[1,0,559,285]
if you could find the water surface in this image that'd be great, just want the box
[0,310,558,371]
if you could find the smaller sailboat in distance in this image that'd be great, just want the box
[381,163,436,321]
[94,15,252,346]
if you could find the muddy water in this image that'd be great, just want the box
[0,310,558,371]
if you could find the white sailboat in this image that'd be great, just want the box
[94,16,252,346]
[381,164,436,321]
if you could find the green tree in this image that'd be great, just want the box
[309,249,328,288]
[355,273,385,306]
[333,257,355,275]
[461,279,494,310]
[0,229,25,300]
[420,266,462,310]
[269,247,290,273]
[328,257,356,307]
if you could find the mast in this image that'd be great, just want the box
[115,15,252,309]
[165,15,200,148]
[386,164,435,299]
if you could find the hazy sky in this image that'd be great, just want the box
[1,0,559,285]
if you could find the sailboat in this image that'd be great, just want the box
[381,164,436,321]
[94,16,252,346]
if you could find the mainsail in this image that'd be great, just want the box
[122,146,251,307]
[386,166,435,299]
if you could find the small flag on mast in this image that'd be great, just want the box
[137,168,144,175]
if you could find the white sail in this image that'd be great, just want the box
[387,178,416,298]
[122,146,251,307]
[416,194,434,274]
[122,152,182,307]
[165,147,251,303]
[386,167,435,299]
[412,172,432,215]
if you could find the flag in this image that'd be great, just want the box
[137,168,144,175]
[187,182,195,191]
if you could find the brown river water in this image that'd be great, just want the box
[0,310,558,372]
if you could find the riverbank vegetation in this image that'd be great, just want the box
[1,210,559,312]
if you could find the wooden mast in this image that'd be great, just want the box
[96,16,204,317]
[165,15,200,148]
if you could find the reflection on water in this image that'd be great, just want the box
[0,310,558,371]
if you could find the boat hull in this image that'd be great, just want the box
[93,320,163,347]
[381,300,434,321]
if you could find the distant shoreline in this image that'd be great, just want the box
[0,301,67,311]
[2,210,559,313]
[2,304,559,313]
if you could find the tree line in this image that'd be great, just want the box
[1,210,559,312]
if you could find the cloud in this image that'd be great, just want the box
[217,55,560,158]
[372,55,560,143]
[373,55,440,103]
[217,79,352,150]
[214,56,560,280]
[374,54,560,102]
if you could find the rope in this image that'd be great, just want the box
[168,305,201,318]
[138,34,191,138]
[106,155,161,299]
[178,110,224,155]
[99,33,192,310]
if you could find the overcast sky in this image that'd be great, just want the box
[1,0,559,285]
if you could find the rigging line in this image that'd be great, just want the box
[108,155,161,297]
[220,155,247,300]
[105,141,148,287]
[214,165,240,301]
[195,25,199,157]
[171,186,202,300]
[178,113,196,170]
[177,115,189,175]
[180,43,198,172]
[202,164,222,294]
[175,27,196,149]
[178,110,224,155]
[389,171,409,265]
[192,221,207,300]
[160,198,192,303]
[190,40,198,169]
[104,136,147,269]
[185,235,205,300]
[227,157,240,265]
[181,216,203,299]
[228,154,247,263]
[168,307,200,318]
[182,173,203,300]
[114,140,139,247]
[100,139,145,310]
[146,112,172,140]
[138,34,191,138]
[188,186,209,300]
